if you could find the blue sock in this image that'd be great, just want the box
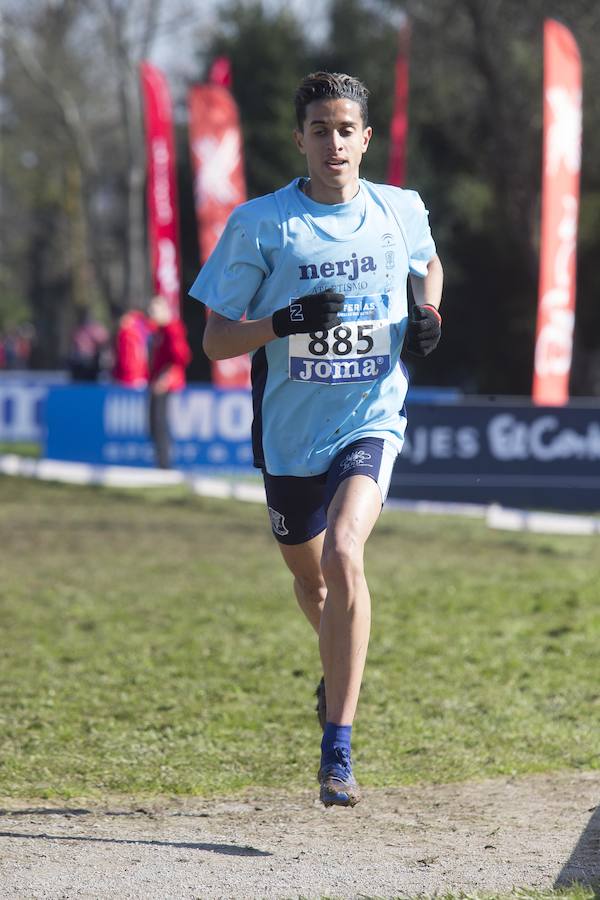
[321,722,352,767]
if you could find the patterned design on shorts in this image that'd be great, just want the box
[268,506,289,536]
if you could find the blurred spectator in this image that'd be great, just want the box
[112,309,151,388]
[147,295,191,469]
[68,308,110,382]
[0,324,35,369]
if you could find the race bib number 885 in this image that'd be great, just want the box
[289,294,391,385]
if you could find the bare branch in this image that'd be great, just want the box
[4,21,99,178]
[139,0,164,57]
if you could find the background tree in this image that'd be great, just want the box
[398,0,600,394]
[204,2,311,197]
[1,0,166,365]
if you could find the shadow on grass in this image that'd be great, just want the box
[0,830,271,857]
[555,803,600,896]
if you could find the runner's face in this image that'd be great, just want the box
[294,98,372,204]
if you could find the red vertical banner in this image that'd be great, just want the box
[532,20,582,406]
[140,61,182,319]
[209,56,232,88]
[188,84,246,264]
[387,18,411,187]
[188,82,250,388]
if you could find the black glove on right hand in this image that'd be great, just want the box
[272,291,345,338]
[405,303,442,357]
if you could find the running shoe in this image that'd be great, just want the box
[318,746,361,808]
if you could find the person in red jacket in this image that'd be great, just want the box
[112,310,151,388]
[147,294,191,468]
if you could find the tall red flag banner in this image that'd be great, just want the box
[188,83,250,388]
[387,18,411,187]
[532,20,582,405]
[140,61,182,318]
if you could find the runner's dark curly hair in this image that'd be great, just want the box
[294,72,369,129]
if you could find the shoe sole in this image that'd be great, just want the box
[319,784,361,808]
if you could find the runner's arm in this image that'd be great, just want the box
[409,254,443,310]
[202,291,345,360]
[202,311,277,360]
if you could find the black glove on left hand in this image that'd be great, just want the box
[271,290,344,338]
[405,304,442,357]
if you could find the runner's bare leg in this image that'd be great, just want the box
[319,475,381,725]
[279,533,326,634]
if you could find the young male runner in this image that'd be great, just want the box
[189,72,443,808]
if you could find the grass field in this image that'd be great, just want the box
[0,441,40,457]
[0,476,599,801]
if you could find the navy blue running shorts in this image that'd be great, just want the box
[262,437,398,545]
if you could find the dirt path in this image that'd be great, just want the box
[1,771,599,899]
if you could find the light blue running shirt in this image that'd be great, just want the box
[189,178,436,477]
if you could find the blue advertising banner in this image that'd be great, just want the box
[45,385,254,469]
[0,372,68,442]
[393,402,600,511]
